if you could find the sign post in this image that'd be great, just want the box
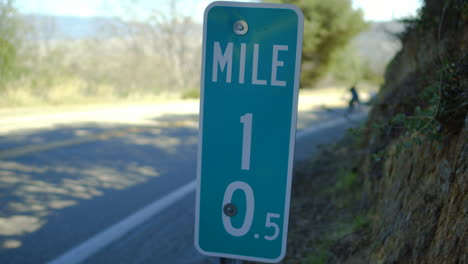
[195,1,303,263]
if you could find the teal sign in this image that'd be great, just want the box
[195,1,303,263]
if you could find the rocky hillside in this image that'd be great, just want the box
[277,0,467,263]
[337,0,467,262]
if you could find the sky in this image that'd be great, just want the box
[15,0,423,22]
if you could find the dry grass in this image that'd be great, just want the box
[1,80,377,110]
[0,77,183,108]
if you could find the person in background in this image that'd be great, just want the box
[348,85,360,112]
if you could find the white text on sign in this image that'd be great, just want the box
[219,113,282,242]
[212,42,289,86]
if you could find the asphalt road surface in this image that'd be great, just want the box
[0,102,366,264]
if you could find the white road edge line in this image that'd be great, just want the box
[48,111,367,264]
[48,180,197,264]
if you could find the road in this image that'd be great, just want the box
[0,99,366,264]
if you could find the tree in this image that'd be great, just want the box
[269,0,367,87]
[100,0,202,93]
[0,0,23,89]
[330,43,384,85]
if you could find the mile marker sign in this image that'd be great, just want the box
[195,1,303,263]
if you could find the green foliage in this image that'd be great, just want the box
[352,214,371,232]
[306,242,329,264]
[0,0,23,89]
[371,149,386,162]
[330,44,384,85]
[360,60,385,85]
[398,0,467,41]
[0,37,15,80]
[369,60,460,162]
[347,125,366,145]
[268,0,367,87]
[334,170,358,192]
[303,214,369,264]
[0,13,203,106]
[181,88,200,99]
[389,69,447,157]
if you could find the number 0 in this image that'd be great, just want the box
[222,181,255,237]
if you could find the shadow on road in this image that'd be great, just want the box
[0,114,199,263]
[0,106,367,263]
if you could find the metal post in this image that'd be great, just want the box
[220,258,243,264]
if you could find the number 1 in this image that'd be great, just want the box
[240,113,252,170]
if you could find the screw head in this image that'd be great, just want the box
[233,20,248,35]
[223,203,237,216]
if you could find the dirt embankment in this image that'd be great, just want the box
[281,0,467,263]
[354,0,467,262]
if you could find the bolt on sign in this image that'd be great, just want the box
[195,1,303,263]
